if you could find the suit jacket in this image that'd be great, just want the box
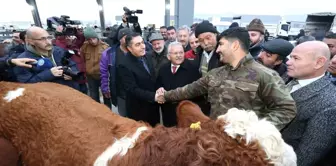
[117,53,160,126]
[281,76,336,166]
[157,60,210,126]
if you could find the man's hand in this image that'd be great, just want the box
[50,66,64,77]
[63,74,72,80]
[56,25,63,33]
[103,92,111,99]
[11,58,37,68]
[155,87,166,104]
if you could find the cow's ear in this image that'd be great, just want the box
[176,100,210,128]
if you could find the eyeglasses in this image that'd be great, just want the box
[169,51,184,55]
[32,36,53,41]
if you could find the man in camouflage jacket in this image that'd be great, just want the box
[161,27,296,130]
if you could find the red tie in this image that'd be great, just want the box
[172,66,177,74]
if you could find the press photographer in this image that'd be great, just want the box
[54,25,87,94]
[14,26,80,91]
[110,7,143,45]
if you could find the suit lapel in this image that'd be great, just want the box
[145,54,155,76]
[291,77,330,103]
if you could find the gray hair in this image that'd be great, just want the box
[177,25,191,34]
[167,41,183,53]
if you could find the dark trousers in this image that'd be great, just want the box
[79,83,88,94]
[117,97,127,117]
[87,76,111,108]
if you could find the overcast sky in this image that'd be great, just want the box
[1,0,336,26]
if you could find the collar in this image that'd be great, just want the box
[171,64,181,68]
[230,53,254,70]
[297,74,325,88]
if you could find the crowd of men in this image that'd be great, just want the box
[1,16,336,166]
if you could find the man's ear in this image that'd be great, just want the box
[315,56,327,69]
[231,40,240,52]
[167,55,171,61]
[26,38,33,46]
[274,57,283,66]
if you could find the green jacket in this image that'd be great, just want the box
[164,53,296,130]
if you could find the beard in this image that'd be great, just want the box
[154,47,164,54]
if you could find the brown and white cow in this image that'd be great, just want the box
[0,82,296,166]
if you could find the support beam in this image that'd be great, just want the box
[164,0,170,26]
[96,0,105,30]
[174,0,194,28]
[26,0,42,27]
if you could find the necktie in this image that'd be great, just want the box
[172,66,177,74]
[140,57,150,74]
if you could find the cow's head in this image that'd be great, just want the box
[176,101,297,166]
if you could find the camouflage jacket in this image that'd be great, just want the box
[164,54,296,130]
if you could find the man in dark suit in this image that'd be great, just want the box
[156,42,210,127]
[282,41,336,166]
[117,33,160,127]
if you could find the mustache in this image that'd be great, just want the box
[173,56,184,60]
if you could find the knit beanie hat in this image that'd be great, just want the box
[195,21,218,38]
[247,18,265,34]
[84,27,98,39]
[229,22,239,29]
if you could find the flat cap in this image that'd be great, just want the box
[261,39,294,60]
[149,33,164,42]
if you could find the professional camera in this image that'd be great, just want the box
[123,7,143,24]
[61,50,84,81]
[47,15,81,36]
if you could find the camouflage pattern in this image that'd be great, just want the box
[164,54,297,130]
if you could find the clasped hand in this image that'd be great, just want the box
[155,87,166,104]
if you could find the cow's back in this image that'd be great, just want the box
[0,82,142,165]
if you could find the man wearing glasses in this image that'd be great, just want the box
[14,26,80,90]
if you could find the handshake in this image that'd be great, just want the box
[155,87,166,104]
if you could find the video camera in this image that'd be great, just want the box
[29,50,84,81]
[47,15,81,36]
[123,7,143,24]
[61,50,84,81]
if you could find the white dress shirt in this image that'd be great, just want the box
[171,64,180,74]
[290,75,324,93]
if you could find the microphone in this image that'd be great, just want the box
[123,7,130,13]
[34,58,54,70]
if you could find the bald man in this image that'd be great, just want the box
[282,41,336,166]
[14,26,80,91]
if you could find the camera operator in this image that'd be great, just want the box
[54,25,87,94]
[111,12,142,46]
[14,26,80,91]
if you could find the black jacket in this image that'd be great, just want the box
[0,59,8,71]
[117,53,160,126]
[156,60,210,126]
